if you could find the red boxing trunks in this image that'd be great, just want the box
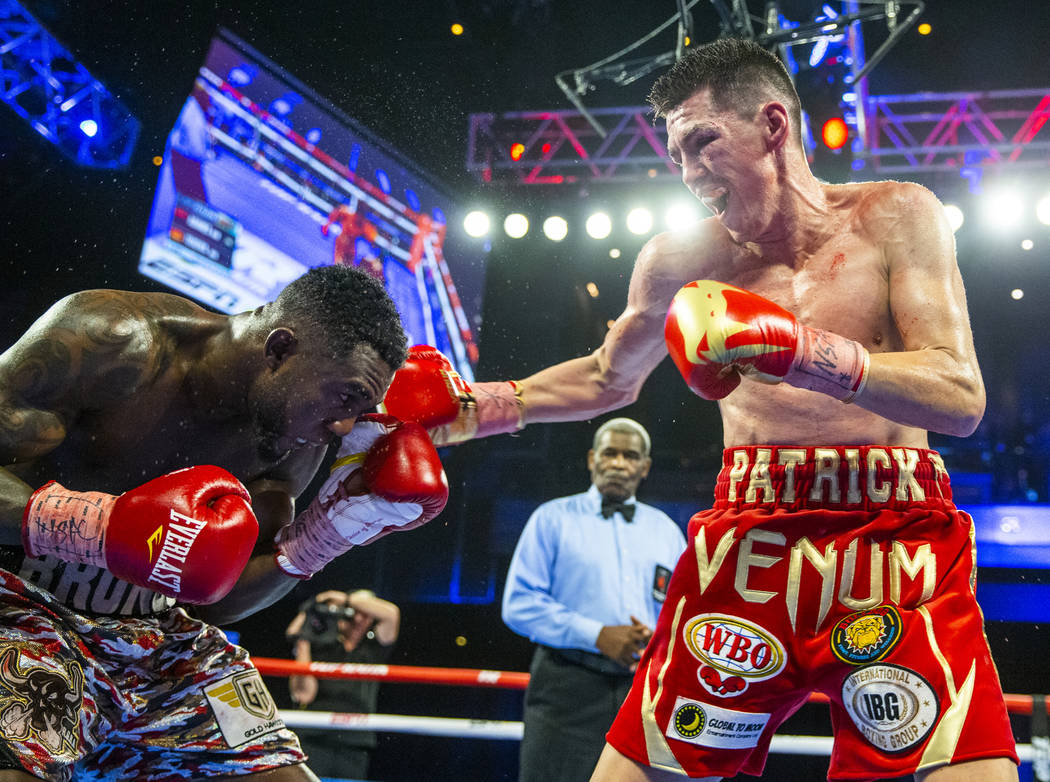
[606,445,1018,780]
[0,569,305,780]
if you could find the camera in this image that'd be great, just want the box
[299,601,356,645]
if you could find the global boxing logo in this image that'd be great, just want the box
[683,614,786,698]
[665,695,771,749]
[672,700,707,739]
[831,605,903,665]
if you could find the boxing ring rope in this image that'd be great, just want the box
[253,658,1047,762]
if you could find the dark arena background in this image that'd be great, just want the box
[2,1,1050,780]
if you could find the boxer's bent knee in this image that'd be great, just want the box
[589,742,720,782]
[0,771,40,782]
[915,757,1018,782]
[214,762,321,781]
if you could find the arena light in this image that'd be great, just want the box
[609,248,621,259]
[1036,195,1050,226]
[585,212,612,239]
[942,203,965,233]
[503,213,529,239]
[983,191,1024,230]
[451,23,464,36]
[543,215,568,242]
[821,117,849,151]
[1,2,140,168]
[1021,239,1034,251]
[1011,289,1024,300]
[463,210,491,238]
[665,202,702,231]
[626,207,653,235]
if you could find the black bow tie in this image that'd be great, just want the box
[601,498,635,522]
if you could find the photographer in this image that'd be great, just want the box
[285,589,400,779]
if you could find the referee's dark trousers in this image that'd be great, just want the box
[518,645,635,782]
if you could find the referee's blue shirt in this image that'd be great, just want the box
[502,485,687,653]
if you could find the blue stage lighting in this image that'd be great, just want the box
[375,168,391,194]
[0,0,140,168]
[227,65,256,86]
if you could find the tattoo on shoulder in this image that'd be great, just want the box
[12,291,182,403]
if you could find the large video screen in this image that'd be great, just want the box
[139,29,485,379]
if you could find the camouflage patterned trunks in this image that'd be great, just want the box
[0,567,304,780]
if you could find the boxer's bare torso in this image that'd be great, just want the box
[2,292,324,500]
[518,88,984,449]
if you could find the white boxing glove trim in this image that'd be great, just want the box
[275,488,423,577]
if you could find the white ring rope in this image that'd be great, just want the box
[258,659,1042,761]
[276,712,1038,761]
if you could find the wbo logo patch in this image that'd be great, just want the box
[665,695,770,749]
[841,663,938,754]
[683,614,786,698]
[831,605,902,665]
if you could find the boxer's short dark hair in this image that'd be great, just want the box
[276,265,408,370]
[648,37,802,135]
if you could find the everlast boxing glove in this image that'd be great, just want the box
[664,280,869,402]
[379,345,524,446]
[275,414,449,578]
[23,466,258,605]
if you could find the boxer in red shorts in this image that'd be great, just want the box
[606,445,1015,780]
[379,37,1017,782]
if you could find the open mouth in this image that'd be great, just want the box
[701,188,729,217]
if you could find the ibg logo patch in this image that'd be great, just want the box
[841,663,938,753]
[831,605,902,665]
[683,614,786,697]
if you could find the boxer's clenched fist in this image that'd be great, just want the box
[664,280,869,402]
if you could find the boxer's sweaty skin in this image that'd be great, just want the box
[0,288,392,623]
[512,88,984,450]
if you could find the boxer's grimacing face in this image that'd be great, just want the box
[588,431,651,503]
[666,86,781,241]
[250,340,393,460]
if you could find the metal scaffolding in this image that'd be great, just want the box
[467,87,1050,186]
[0,0,140,168]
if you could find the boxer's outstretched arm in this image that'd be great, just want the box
[517,237,685,425]
[851,182,986,436]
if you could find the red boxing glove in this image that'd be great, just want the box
[275,414,449,577]
[664,280,870,402]
[22,466,258,605]
[380,344,524,446]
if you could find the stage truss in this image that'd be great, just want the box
[467,87,1050,187]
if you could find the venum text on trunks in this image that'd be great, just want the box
[695,524,937,634]
[682,614,786,697]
